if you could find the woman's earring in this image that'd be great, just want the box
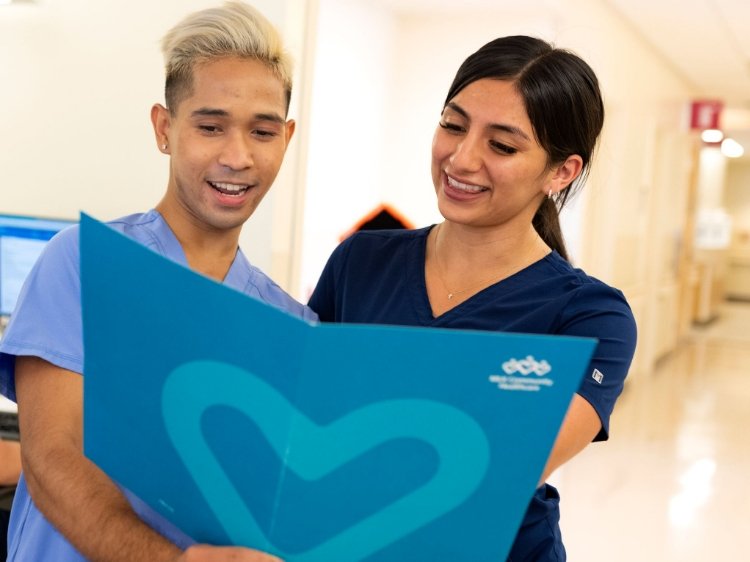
[547,189,553,199]
[161,143,168,151]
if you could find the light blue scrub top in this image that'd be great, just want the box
[0,210,317,561]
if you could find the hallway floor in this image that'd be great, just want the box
[554,300,749,561]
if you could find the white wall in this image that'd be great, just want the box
[0,0,308,279]
[725,158,750,258]
[697,148,729,210]
[297,0,395,299]
[726,160,750,228]
[724,159,750,299]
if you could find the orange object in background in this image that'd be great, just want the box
[339,204,414,241]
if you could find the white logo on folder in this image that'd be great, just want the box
[489,356,554,392]
[502,356,551,376]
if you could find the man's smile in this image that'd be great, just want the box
[207,180,252,196]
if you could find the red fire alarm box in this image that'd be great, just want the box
[689,100,723,130]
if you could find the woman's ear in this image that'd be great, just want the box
[548,155,583,195]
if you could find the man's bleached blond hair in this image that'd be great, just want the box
[161,1,292,114]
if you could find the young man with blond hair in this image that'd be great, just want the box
[0,3,313,560]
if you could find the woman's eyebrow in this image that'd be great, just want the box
[445,101,531,142]
[488,122,530,142]
[445,101,469,119]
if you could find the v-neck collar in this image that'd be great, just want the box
[409,225,555,325]
[144,209,248,291]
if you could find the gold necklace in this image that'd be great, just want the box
[431,223,508,300]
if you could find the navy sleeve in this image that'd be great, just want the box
[308,236,353,322]
[557,283,637,441]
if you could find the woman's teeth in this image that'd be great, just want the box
[447,176,486,192]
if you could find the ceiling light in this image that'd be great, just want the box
[721,138,745,158]
[701,129,724,143]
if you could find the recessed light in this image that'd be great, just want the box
[701,129,724,143]
[721,138,745,158]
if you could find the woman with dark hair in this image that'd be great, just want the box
[309,36,636,560]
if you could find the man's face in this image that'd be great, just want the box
[153,56,294,235]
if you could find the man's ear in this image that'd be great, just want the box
[151,104,171,153]
[548,154,583,195]
[284,119,296,147]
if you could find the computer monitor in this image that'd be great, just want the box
[0,213,77,318]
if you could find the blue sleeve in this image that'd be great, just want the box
[0,226,83,401]
[249,270,319,323]
[558,283,637,441]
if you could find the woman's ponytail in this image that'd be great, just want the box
[533,197,568,261]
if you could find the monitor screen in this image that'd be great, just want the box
[0,214,77,317]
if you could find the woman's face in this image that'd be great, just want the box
[431,78,557,231]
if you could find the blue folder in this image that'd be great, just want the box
[80,214,596,561]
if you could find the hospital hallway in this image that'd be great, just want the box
[551,299,750,561]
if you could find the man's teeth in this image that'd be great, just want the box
[447,176,486,193]
[210,181,250,195]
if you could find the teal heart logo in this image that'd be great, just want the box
[162,360,491,561]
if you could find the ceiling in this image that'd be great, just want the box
[379,0,750,138]
[604,0,750,156]
[604,0,750,119]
